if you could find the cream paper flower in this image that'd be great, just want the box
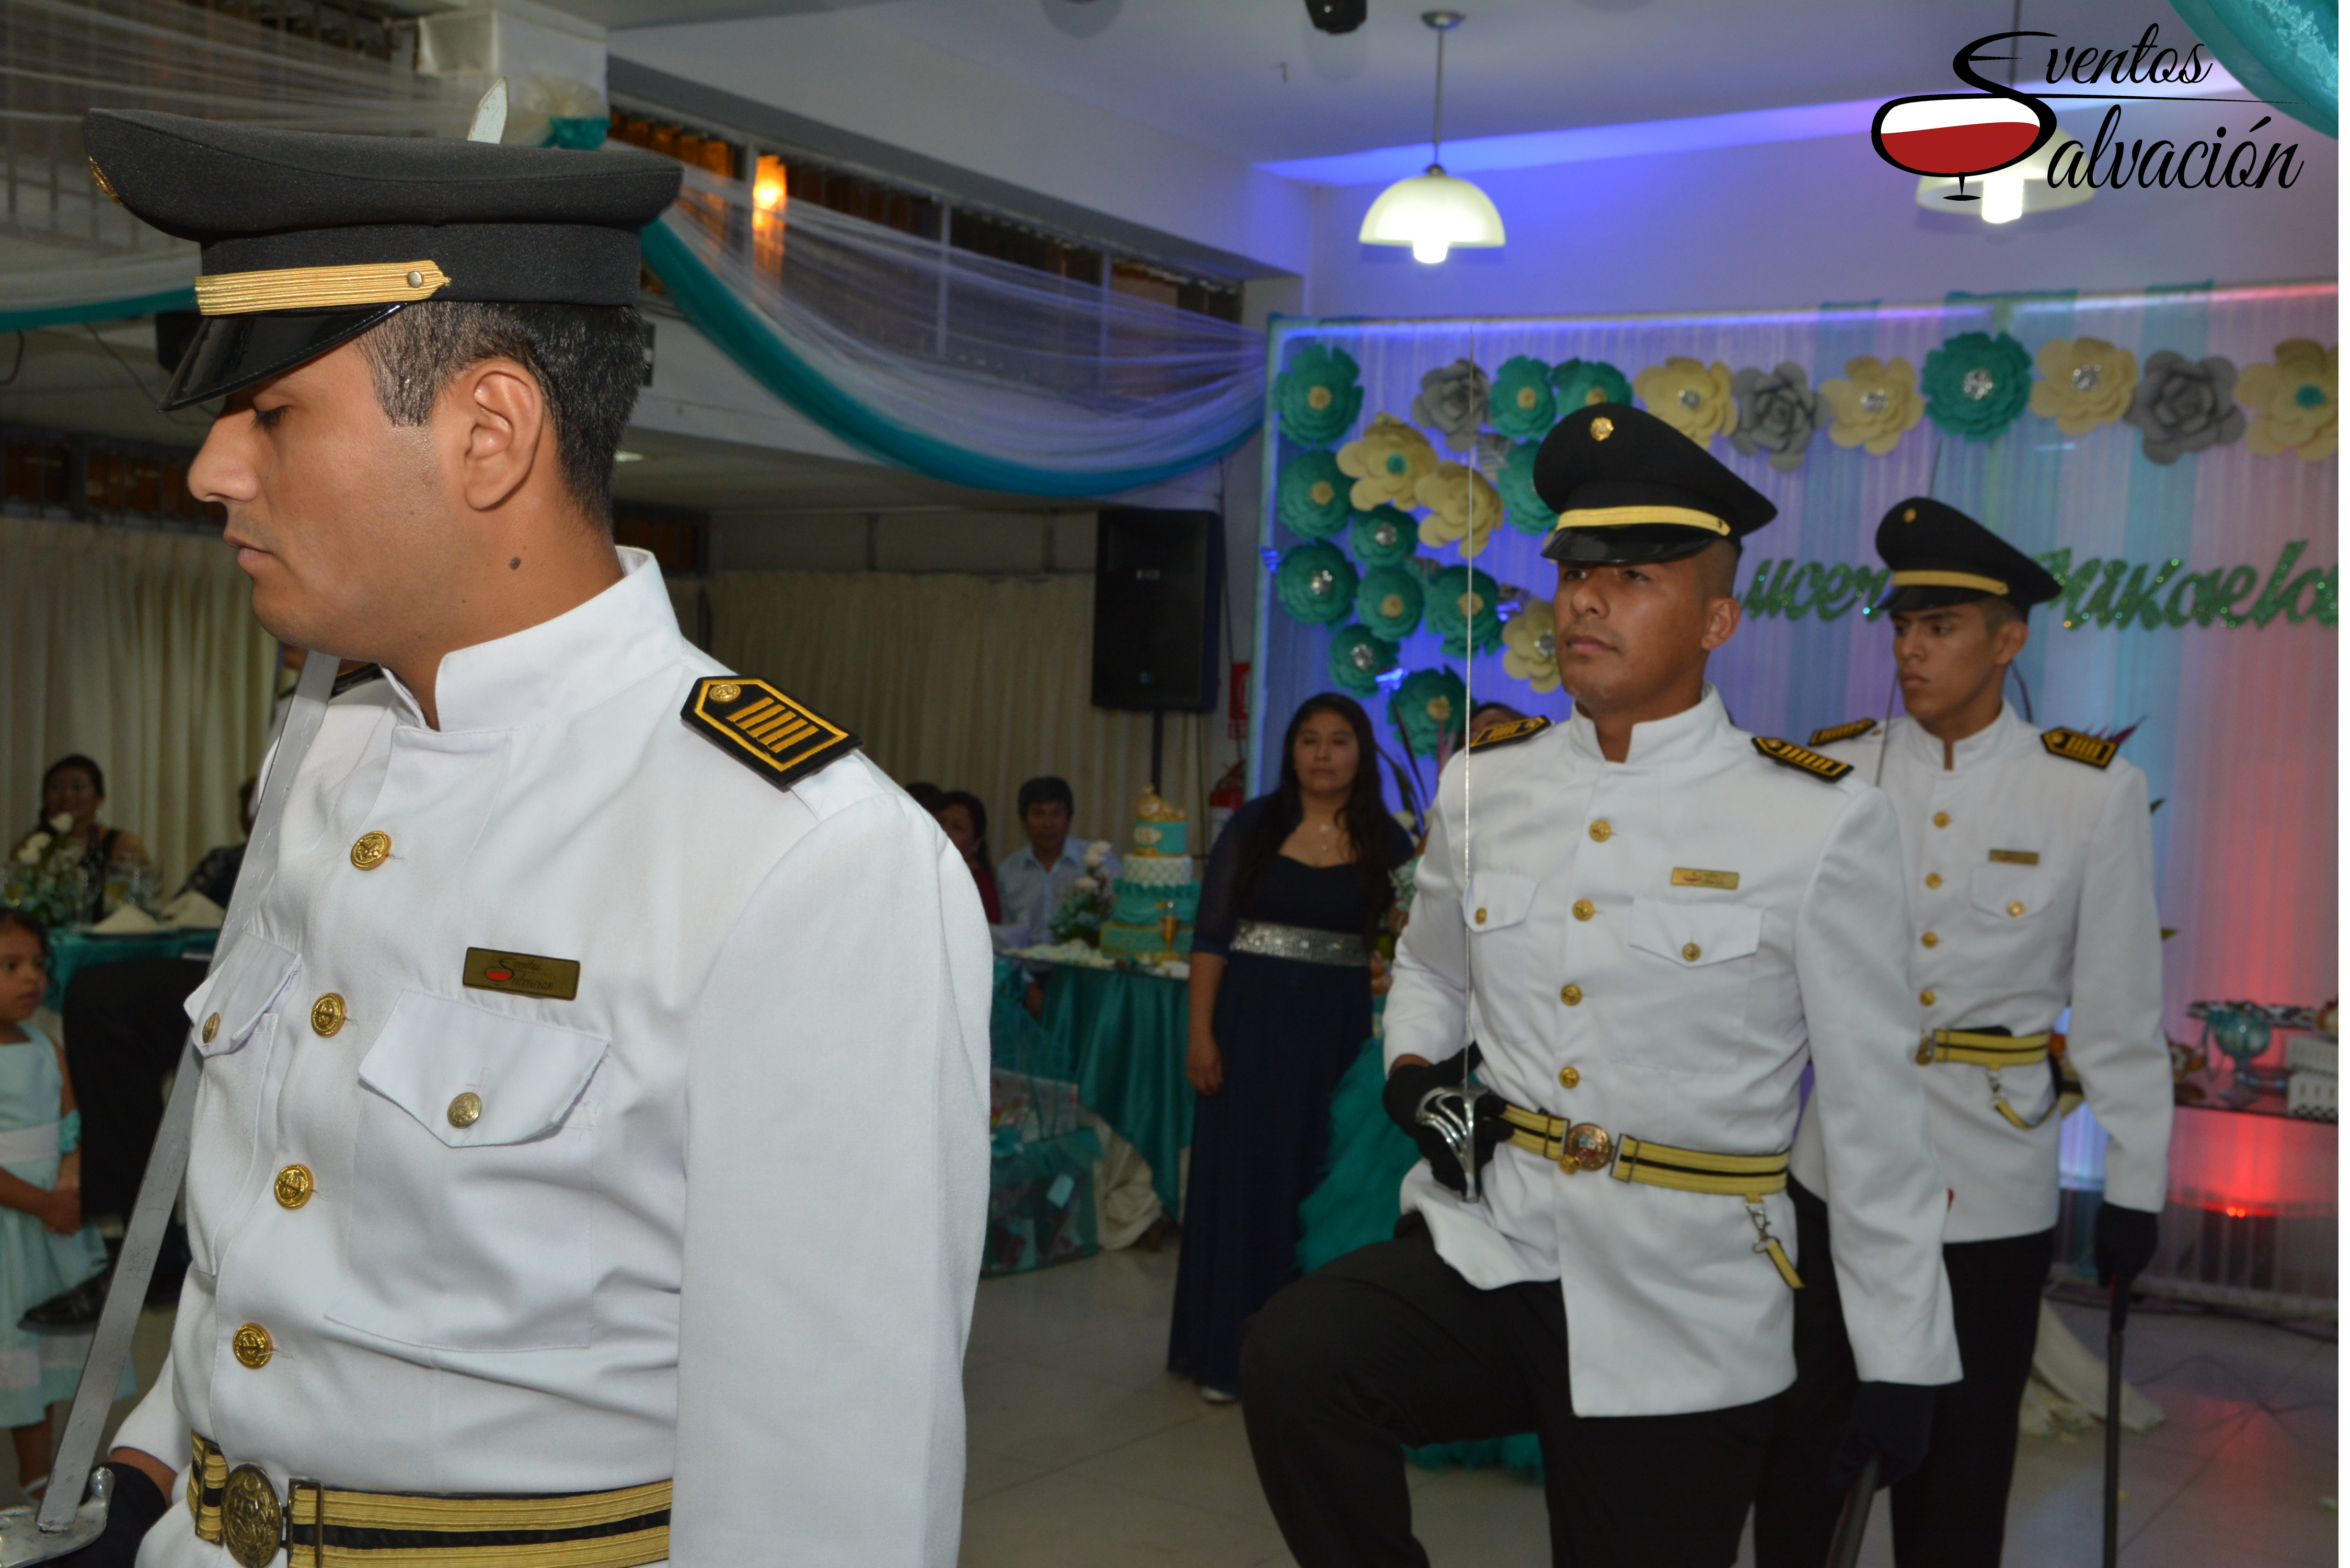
[1337,414,1441,511]
[1501,598,1561,694]
[47,814,73,835]
[2028,337,2138,434]
[1633,357,1736,445]
[2238,339,2337,461]
[1413,461,1502,558]
[1818,355,1926,455]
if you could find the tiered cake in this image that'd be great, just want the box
[1098,790,1197,958]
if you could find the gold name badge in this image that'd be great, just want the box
[1671,867,1741,891]
[463,948,581,1001]
[1987,849,2042,866]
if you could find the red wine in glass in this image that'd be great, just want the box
[1871,31,2057,201]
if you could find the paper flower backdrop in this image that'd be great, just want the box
[1338,414,1440,511]
[2029,337,2138,434]
[1390,668,1467,759]
[1327,624,1400,698]
[1817,355,1925,454]
[1273,343,1364,447]
[1349,504,1420,567]
[1501,597,1561,693]
[1551,357,1632,413]
[1494,439,1551,535]
[1275,449,1353,539]
[1411,359,1491,452]
[1634,356,1736,445]
[1426,564,1503,657]
[1414,462,1502,558]
[1728,362,1824,472]
[2238,339,2337,461]
[2124,351,2244,464]
[1921,331,2033,442]
[1273,540,1358,626]
[1354,564,1426,641]
[1487,355,1557,440]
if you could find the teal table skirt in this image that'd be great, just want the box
[1040,964,1193,1215]
[44,930,214,1011]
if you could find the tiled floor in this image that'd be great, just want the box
[960,1244,2338,1567]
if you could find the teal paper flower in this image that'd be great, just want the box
[1274,541,1358,626]
[1488,355,1557,439]
[1327,624,1400,697]
[1277,450,1352,539]
[1390,668,1468,759]
[1494,439,1551,535]
[1355,565,1426,641]
[1274,343,1364,447]
[1349,504,1418,567]
[1921,331,2034,442]
[1551,357,1633,413]
[1426,565,1503,657]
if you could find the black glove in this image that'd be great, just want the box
[1383,1056,1508,1195]
[51,1461,170,1567]
[1827,1381,1937,1491]
[2095,1202,2160,1290]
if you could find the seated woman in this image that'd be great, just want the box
[12,757,151,923]
[934,789,1003,924]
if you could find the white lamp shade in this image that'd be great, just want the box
[1915,136,2092,224]
[1359,165,1506,261]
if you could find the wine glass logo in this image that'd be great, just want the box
[1872,31,2058,203]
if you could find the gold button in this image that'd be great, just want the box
[2008,900,2026,918]
[1558,1065,1581,1088]
[1903,506,1918,522]
[709,681,742,703]
[309,994,345,1037]
[1920,989,1937,1007]
[1921,931,1939,948]
[1589,820,1612,843]
[405,269,424,288]
[1573,899,1595,921]
[232,1323,272,1369]
[1681,942,1702,962]
[1933,812,1951,828]
[349,831,391,870]
[447,1092,483,1129]
[273,1165,314,1209]
[1590,416,1615,440]
[1475,908,1488,925]
[1917,1040,1937,1065]
[1925,873,1943,889]
[1560,984,1583,1006]
[201,1013,221,1044]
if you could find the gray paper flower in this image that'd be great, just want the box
[2124,350,2246,464]
[1411,359,1492,453]
[1729,362,1825,472]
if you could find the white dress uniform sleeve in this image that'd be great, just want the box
[1384,766,1467,1074]
[2061,767,2173,1216]
[670,790,992,1568]
[1795,787,1962,1387]
[111,1347,180,1469]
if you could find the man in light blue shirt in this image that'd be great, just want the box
[996,778,1118,993]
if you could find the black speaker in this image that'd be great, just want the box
[1091,508,1222,711]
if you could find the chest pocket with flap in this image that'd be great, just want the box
[1969,861,2058,924]
[1465,871,1539,934]
[179,936,299,1059]
[328,988,610,1352]
[1623,899,1767,1073]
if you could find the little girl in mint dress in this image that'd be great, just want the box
[0,911,129,1502]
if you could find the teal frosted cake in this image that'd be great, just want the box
[1099,790,1198,958]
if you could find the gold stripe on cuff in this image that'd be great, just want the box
[194,261,450,316]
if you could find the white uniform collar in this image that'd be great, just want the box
[1894,700,2029,774]
[384,547,682,733]
[1559,684,1735,770]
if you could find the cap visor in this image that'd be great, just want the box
[1542,524,1721,567]
[1873,584,2003,617]
[160,306,400,410]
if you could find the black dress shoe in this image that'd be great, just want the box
[20,1269,108,1332]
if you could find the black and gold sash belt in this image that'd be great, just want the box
[1495,1103,1803,1289]
[1917,1029,2057,1129]
[191,1433,670,1568]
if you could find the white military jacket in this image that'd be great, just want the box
[1385,689,1960,1417]
[117,550,993,1568]
[1794,706,2172,1243]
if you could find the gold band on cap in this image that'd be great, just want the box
[1891,569,2009,595]
[1550,505,1731,536]
[193,260,450,316]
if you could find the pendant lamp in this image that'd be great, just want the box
[1358,10,1505,264]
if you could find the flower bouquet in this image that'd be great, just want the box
[3,815,91,928]
[1047,843,1117,947]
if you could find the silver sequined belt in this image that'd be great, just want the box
[1229,920,1369,967]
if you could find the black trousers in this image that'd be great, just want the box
[1240,1222,1776,1568]
[62,957,208,1221]
[1752,1181,2053,1568]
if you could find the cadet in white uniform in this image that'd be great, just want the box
[1755,499,2172,1568]
[1240,405,1959,1568]
[68,112,991,1568]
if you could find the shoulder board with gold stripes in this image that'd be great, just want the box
[683,677,859,790]
[1469,715,1551,752]
[1753,736,1853,782]
[2040,728,2117,769]
[1805,717,1878,748]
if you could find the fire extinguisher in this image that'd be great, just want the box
[1208,760,1246,852]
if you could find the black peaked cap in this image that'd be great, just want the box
[83,111,681,409]
[1534,403,1777,565]
[1872,497,2061,615]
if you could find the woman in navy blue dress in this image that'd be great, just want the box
[1169,694,1413,1401]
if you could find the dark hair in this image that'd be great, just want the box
[1469,700,1527,732]
[0,908,48,966]
[1233,693,1399,944]
[938,790,989,860]
[1017,777,1075,817]
[40,754,104,808]
[359,301,646,522]
[904,781,948,813]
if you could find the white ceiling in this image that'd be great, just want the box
[602,0,2190,166]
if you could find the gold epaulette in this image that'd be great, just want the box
[1806,717,1879,748]
[683,676,858,790]
[2041,728,2117,769]
[1469,715,1551,751]
[1753,736,1853,782]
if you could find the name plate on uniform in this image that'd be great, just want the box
[1670,867,1741,891]
[1986,849,2041,865]
[463,948,581,1001]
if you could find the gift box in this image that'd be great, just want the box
[983,1123,1100,1278]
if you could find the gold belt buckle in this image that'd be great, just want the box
[220,1464,281,1568]
[1559,1123,1613,1173]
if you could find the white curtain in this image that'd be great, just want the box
[0,516,277,888]
[705,571,1210,871]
